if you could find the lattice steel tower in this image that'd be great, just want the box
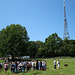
[63,0,70,39]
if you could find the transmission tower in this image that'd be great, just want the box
[63,0,70,40]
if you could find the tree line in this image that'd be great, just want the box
[0,24,75,58]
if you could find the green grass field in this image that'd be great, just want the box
[0,57,75,75]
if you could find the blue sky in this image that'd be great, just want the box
[0,0,75,42]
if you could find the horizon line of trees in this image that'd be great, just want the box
[0,24,75,58]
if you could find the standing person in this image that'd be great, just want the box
[4,61,8,73]
[57,60,60,69]
[34,61,36,70]
[44,61,47,71]
[11,62,15,72]
[10,62,12,72]
[0,63,2,72]
[23,61,26,72]
[26,63,30,72]
[36,61,38,70]
[54,59,56,69]
[38,61,41,70]
[42,60,45,70]
[15,61,18,73]
[31,60,35,71]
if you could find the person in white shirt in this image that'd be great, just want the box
[57,60,60,69]
[42,60,45,70]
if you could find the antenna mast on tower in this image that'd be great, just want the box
[63,0,70,40]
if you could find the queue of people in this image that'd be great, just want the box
[0,59,60,73]
[0,60,47,73]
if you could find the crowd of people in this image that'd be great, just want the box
[0,60,47,73]
[0,59,60,73]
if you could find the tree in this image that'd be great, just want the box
[0,24,29,58]
[35,41,45,58]
[27,41,37,58]
[68,40,75,56]
[45,33,62,57]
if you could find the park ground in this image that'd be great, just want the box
[0,57,75,75]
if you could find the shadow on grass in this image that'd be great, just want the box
[33,72,40,75]
[47,68,49,69]
[60,68,63,69]
[13,71,42,75]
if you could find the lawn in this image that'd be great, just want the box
[0,57,75,75]
[0,60,4,63]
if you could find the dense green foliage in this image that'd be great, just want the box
[28,33,75,57]
[0,24,29,58]
[0,24,75,58]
